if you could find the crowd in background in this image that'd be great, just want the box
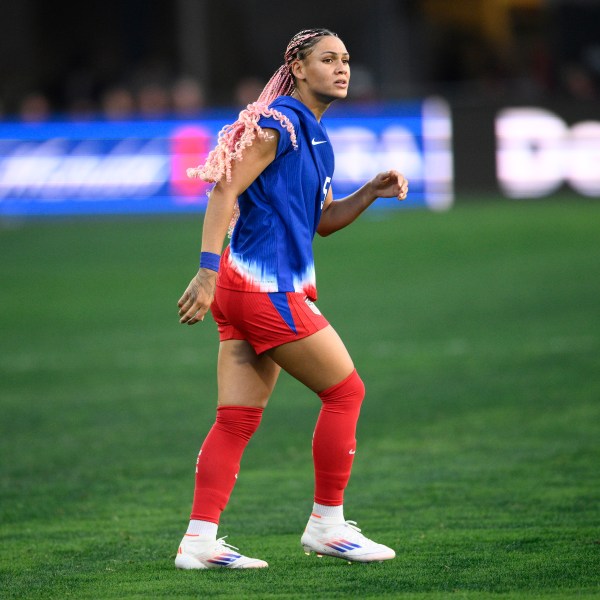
[4,51,599,124]
[2,73,263,123]
[0,65,381,123]
[1,2,599,123]
[5,59,599,124]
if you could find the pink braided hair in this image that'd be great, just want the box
[187,28,338,230]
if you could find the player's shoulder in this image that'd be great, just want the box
[257,97,304,155]
[272,96,315,117]
[264,96,302,128]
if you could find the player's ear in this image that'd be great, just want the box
[291,59,306,81]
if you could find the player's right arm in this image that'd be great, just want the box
[178,130,280,325]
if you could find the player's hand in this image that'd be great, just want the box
[370,170,408,201]
[177,269,217,325]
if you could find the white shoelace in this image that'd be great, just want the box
[214,536,239,552]
[343,520,361,532]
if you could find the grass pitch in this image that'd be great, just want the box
[1,199,599,599]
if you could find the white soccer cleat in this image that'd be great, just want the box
[175,534,268,569]
[301,515,396,563]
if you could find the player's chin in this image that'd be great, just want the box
[326,87,349,101]
[318,88,348,104]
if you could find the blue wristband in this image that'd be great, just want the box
[200,251,221,273]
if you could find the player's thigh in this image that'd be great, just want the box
[265,325,354,394]
[217,339,281,408]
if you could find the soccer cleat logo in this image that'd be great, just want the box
[323,538,362,553]
[207,551,242,566]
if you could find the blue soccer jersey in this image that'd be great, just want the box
[217,96,334,301]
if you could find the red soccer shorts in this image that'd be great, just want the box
[210,286,329,354]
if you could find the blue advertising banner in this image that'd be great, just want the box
[0,99,452,217]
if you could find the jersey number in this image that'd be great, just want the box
[322,177,332,208]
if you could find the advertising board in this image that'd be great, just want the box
[0,99,453,217]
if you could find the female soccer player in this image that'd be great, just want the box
[175,28,408,569]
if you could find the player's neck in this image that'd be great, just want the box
[291,89,333,122]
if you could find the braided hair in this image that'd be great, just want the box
[187,28,339,186]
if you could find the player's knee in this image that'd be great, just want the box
[214,405,264,441]
[318,369,365,409]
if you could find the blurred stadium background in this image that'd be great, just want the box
[1,1,599,598]
[1,0,600,212]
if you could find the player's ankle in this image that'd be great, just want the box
[309,502,345,525]
[186,519,218,538]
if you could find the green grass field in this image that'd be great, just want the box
[1,199,599,599]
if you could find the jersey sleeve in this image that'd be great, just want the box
[258,108,299,159]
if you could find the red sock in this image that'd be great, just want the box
[313,369,365,506]
[190,405,263,524]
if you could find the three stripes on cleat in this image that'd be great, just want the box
[323,538,362,553]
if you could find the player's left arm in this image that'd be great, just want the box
[317,170,408,237]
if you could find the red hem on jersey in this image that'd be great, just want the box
[216,246,318,302]
[210,286,329,354]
